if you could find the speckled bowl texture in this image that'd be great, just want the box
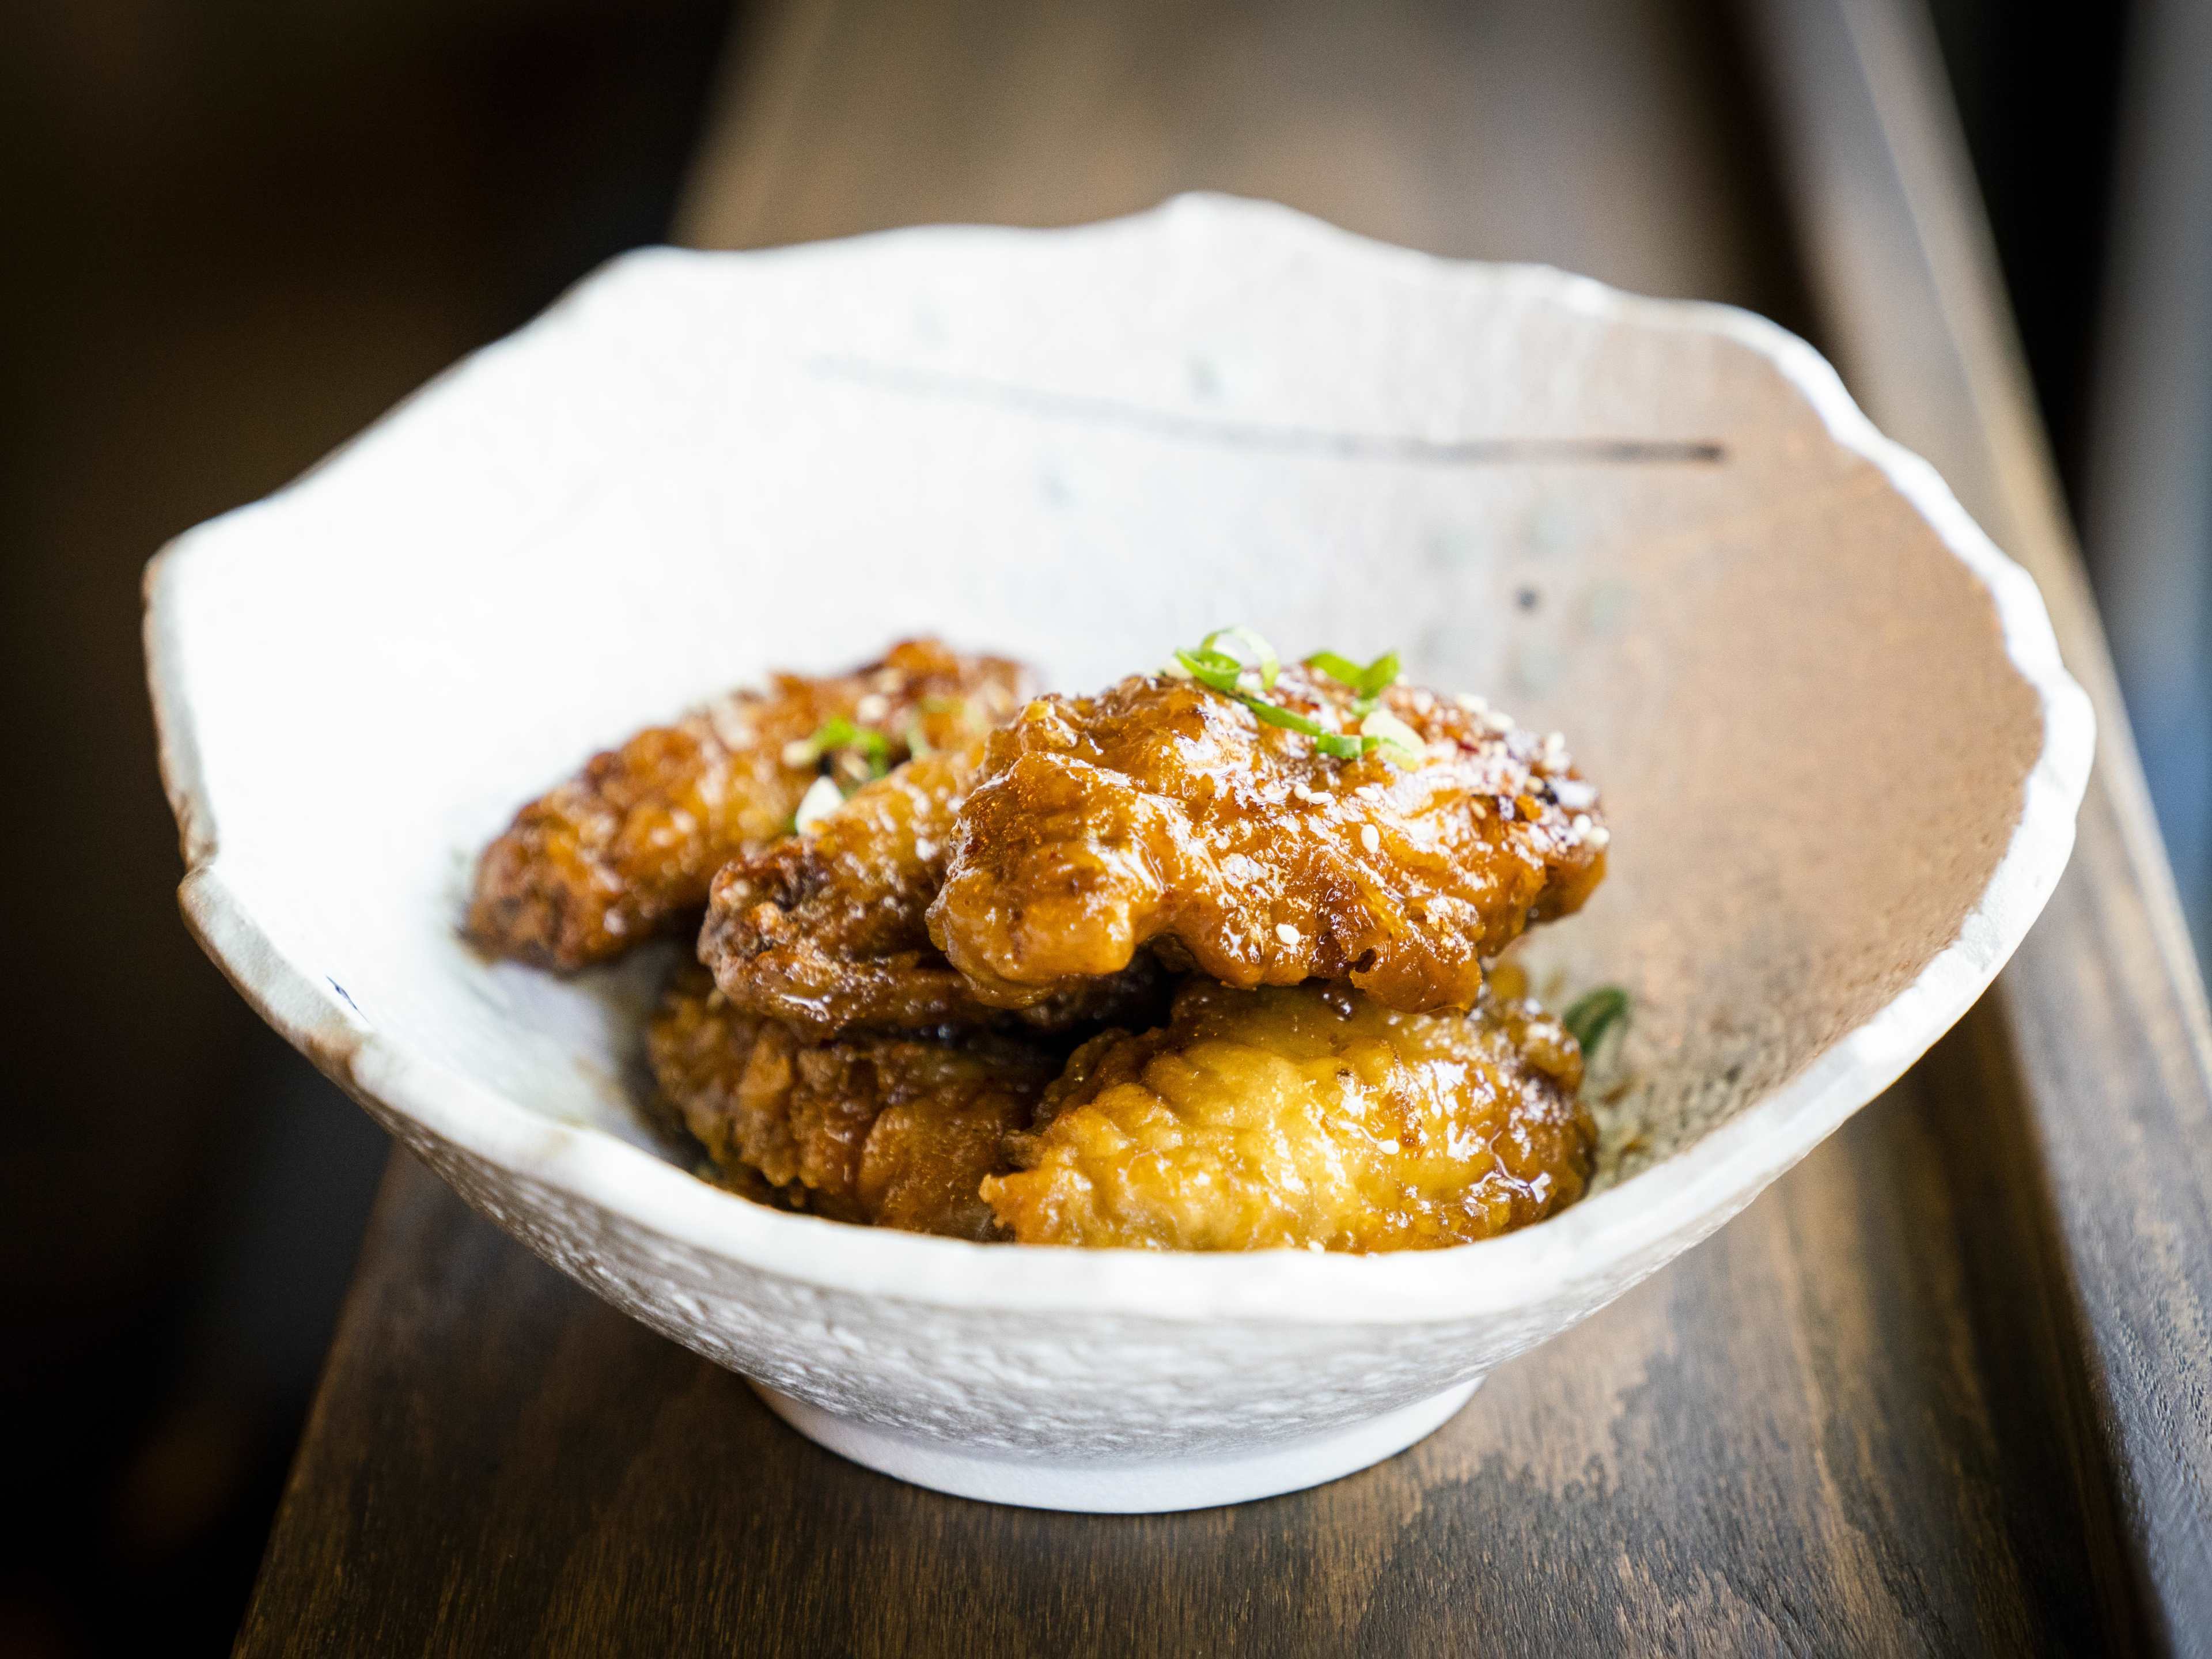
[145,196,2092,1512]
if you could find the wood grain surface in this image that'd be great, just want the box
[236,0,2212,1653]
[241,1081,2103,1659]
[1744,2,2212,1646]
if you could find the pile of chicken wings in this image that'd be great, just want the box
[471,634,1610,1252]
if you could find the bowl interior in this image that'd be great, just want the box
[154,196,2053,1217]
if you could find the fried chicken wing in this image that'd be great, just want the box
[469,639,1029,971]
[647,965,1054,1239]
[700,738,1167,1040]
[927,666,1607,1014]
[983,979,1594,1251]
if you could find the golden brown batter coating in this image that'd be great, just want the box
[927,666,1607,1016]
[700,739,1168,1040]
[984,979,1594,1252]
[469,639,1029,971]
[647,965,1054,1240]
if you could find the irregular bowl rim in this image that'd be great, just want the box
[142,195,2096,1328]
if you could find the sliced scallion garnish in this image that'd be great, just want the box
[1562,986,1631,1055]
[1168,628,1418,764]
[794,715,892,781]
[1358,707,1425,759]
[1304,649,1401,715]
[1200,626,1280,689]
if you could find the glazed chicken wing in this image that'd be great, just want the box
[927,666,1607,1015]
[700,738,1166,1040]
[983,978,1594,1251]
[469,639,1029,971]
[648,965,1054,1239]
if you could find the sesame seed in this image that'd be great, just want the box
[855,693,889,721]
[1455,692,1490,713]
[1588,825,1612,848]
[792,775,844,834]
[1553,779,1598,809]
[1275,923,1301,946]
[781,738,816,768]
[1359,824,1380,853]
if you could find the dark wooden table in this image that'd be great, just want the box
[236,1,2212,1653]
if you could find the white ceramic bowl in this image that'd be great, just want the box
[145,196,2093,1513]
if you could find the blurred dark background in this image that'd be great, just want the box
[0,3,733,1653]
[0,1,2202,1652]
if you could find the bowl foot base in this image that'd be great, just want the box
[749,1376,1482,1513]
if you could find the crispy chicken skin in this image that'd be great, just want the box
[927,666,1607,1015]
[701,738,1167,1040]
[468,639,1030,971]
[983,979,1594,1251]
[647,965,1052,1239]
[502,632,1611,1253]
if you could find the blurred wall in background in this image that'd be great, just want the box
[0,3,732,1653]
[0,1,2199,1653]
[2079,0,2212,953]
[1931,0,2212,953]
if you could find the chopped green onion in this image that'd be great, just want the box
[1358,707,1425,764]
[1170,628,1419,765]
[1174,647,1245,695]
[1182,655,1349,747]
[793,715,892,781]
[1199,626,1281,690]
[1245,698,1327,737]
[1305,649,1401,715]
[1562,986,1631,1055]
